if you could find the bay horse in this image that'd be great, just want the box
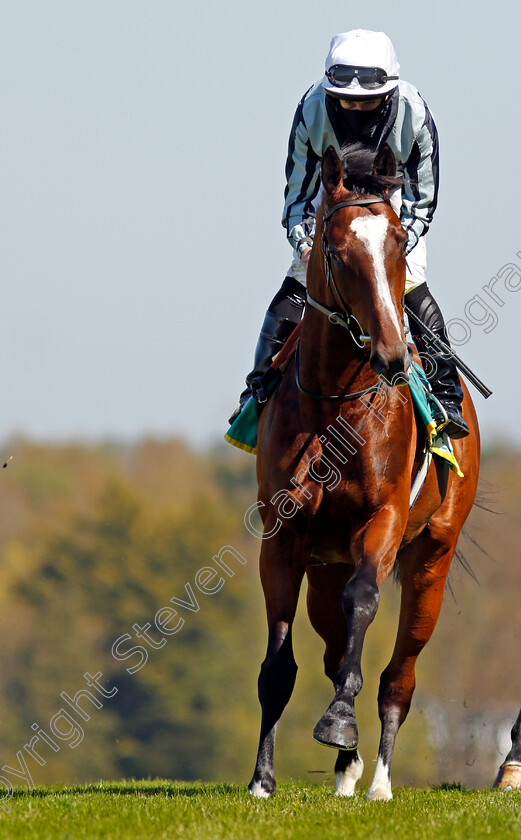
[249,143,480,800]
[494,709,521,790]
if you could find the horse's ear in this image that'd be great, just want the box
[373,143,396,178]
[322,145,343,196]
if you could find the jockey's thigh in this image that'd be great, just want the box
[285,257,307,288]
[404,237,427,294]
[390,188,427,294]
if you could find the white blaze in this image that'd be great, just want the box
[350,215,402,335]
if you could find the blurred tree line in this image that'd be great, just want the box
[0,437,518,789]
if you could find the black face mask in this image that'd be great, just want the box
[337,97,390,143]
[337,98,389,141]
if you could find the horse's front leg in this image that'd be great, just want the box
[494,709,521,790]
[249,529,304,798]
[367,535,455,801]
[313,508,402,752]
[306,563,364,796]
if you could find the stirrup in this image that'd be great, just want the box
[433,406,469,440]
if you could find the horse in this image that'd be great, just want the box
[248,143,480,801]
[494,709,521,790]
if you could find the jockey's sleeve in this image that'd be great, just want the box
[282,94,322,257]
[400,102,439,255]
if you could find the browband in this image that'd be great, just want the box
[322,196,383,224]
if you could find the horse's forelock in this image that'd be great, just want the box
[339,143,403,200]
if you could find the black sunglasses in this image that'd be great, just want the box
[326,64,399,91]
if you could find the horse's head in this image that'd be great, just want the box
[317,143,412,385]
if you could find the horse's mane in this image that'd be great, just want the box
[339,142,404,202]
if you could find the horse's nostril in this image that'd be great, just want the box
[370,343,412,384]
[370,353,387,376]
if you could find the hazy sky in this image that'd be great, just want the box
[1,0,520,448]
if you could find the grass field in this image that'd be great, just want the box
[0,780,520,840]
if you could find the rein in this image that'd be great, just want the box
[294,343,379,402]
[298,195,383,402]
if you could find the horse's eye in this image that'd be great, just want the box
[330,251,343,264]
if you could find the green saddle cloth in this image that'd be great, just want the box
[409,360,436,431]
[225,361,463,475]
[224,371,281,455]
[224,397,261,454]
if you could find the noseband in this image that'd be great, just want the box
[307,196,384,349]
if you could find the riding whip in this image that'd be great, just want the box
[404,304,493,399]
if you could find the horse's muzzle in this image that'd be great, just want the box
[369,342,412,386]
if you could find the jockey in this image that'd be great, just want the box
[230,28,469,439]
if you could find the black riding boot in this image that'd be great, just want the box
[228,276,306,424]
[406,282,469,439]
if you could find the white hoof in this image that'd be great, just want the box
[366,783,393,802]
[493,763,521,791]
[248,781,272,799]
[335,754,364,797]
[366,756,392,801]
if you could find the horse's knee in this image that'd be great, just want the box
[258,646,298,706]
[323,647,344,682]
[342,571,380,624]
[378,667,415,725]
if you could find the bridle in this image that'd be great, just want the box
[296,195,384,402]
[307,196,384,348]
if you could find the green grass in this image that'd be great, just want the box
[1,779,520,840]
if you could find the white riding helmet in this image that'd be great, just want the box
[321,29,400,99]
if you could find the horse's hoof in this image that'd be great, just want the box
[313,715,359,750]
[334,754,364,797]
[248,775,275,798]
[493,763,521,791]
[366,783,393,802]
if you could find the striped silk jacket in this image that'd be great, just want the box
[282,80,439,258]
